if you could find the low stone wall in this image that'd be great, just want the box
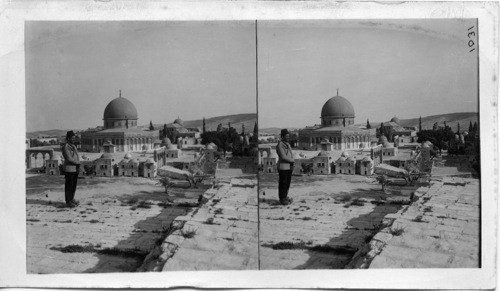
[157,165,190,180]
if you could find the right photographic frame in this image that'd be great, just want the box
[257,19,482,270]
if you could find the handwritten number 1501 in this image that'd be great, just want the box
[468,26,476,52]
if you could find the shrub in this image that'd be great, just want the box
[181,229,196,239]
[390,226,405,236]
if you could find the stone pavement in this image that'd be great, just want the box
[259,174,406,269]
[348,176,480,268]
[26,175,199,273]
[139,177,258,271]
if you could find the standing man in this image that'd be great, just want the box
[276,129,294,205]
[62,131,80,208]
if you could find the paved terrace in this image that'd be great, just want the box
[349,175,479,268]
[26,175,204,273]
[140,177,258,271]
[259,174,408,269]
[259,154,479,269]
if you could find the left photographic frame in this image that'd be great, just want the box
[25,21,259,273]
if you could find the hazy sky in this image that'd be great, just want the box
[26,21,257,132]
[258,19,478,128]
[26,20,478,132]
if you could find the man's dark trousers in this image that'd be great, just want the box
[278,169,293,202]
[65,172,78,203]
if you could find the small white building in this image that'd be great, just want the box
[128,158,140,177]
[359,156,374,176]
[166,143,181,159]
[262,152,278,173]
[45,154,62,175]
[312,151,331,175]
[95,153,115,177]
[382,143,398,157]
[143,158,157,178]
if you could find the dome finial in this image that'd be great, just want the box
[337,88,339,96]
[119,89,122,98]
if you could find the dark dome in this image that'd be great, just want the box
[174,118,183,126]
[103,97,138,120]
[321,95,355,118]
[390,117,401,124]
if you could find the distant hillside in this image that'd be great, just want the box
[153,113,257,134]
[263,112,479,134]
[399,112,478,132]
[259,127,300,136]
[26,129,69,139]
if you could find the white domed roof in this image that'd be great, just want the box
[269,152,278,158]
[100,153,113,159]
[124,153,132,159]
[362,157,373,162]
[341,151,349,158]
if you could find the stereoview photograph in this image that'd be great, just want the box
[25,21,258,273]
[257,19,480,269]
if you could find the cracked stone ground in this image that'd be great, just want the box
[258,173,408,269]
[26,175,203,273]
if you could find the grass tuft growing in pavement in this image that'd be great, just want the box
[126,197,139,205]
[181,229,197,239]
[412,215,425,223]
[137,200,152,209]
[390,226,405,236]
[336,194,352,203]
[350,198,366,206]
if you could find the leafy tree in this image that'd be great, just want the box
[216,123,222,132]
[403,160,421,186]
[184,162,210,188]
[376,175,389,191]
[157,175,174,193]
[432,122,439,131]
[149,120,154,130]
[366,119,371,129]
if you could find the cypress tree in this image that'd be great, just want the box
[163,124,167,139]
[469,121,473,132]
[149,120,154,130]
[253,122,258,142]
[457,122,460,134]
[202,117,206,134]
[241,124,245,135]
[473,122,478,133]
[419,116,422,132]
